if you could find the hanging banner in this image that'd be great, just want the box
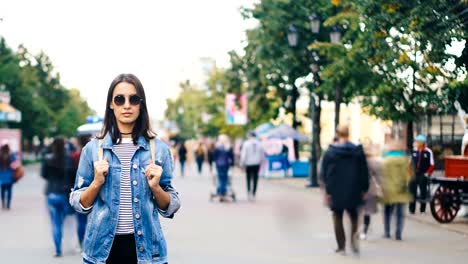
[225,93,247,125]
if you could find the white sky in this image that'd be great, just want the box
[1,0,256,120]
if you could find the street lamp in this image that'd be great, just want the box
[307,55,320,188]
[309,14,321,34]
[287,25,299,48]
[330,26,342,44]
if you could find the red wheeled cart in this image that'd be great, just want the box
[430,156,468,223]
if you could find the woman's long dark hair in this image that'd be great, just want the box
[98,73,155,144]
[0,144,11,170]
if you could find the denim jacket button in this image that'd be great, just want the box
[139,246,144,252]
[137,230,142,235]
[133,180,138,186]
[135,213,141,219]
[133,164,138,169]
[134,197,139,203]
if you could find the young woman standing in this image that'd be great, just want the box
[70,73,180,264]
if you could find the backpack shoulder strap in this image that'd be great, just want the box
[150,138,156,162]
[98,139,103,160]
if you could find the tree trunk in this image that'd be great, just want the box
[334,85,342,130]
[291,84,299,159]
[406,120,414,152]
[314,97,322,157]
[291,85,299,129]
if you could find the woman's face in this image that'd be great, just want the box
[110,82,141,128]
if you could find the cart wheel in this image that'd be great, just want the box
[430,185,461,224]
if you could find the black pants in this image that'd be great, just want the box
[107,234,137,264]
[409,173,428,213]
[363,214,371,234]
[332,208,359,250]
[246,165,260,196]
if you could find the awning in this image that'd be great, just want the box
[265,124,309,142]
[0,103,21,122]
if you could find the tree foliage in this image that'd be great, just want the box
[0,37,93,146]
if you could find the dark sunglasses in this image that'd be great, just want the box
[113,94,143,106]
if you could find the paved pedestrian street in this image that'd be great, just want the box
[0,163,467,263]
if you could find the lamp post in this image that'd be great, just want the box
[307,55,320,187]
[286,13,343,188]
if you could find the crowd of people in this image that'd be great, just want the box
[320,124,435,255]
[0,120,445,259]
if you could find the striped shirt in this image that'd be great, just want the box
[113,138,139,234]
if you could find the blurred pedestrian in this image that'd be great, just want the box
[320,125,369,255]
[409,134,434,214]
[195,142,205,175]
[213,134,234,202]
[380,140,413,240]
[69,73,180,264]
[178,141,187,177]
[0,143,17,210]
[41,137,76,257]
[207,142,216,174]
[69,135,91,250]
[240,131,264,202]
[360,144,382,240]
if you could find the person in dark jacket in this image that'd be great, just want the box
[195,142,206,175]
[409,134,434,214]
[207,142,216,174]
[320,125,369,255]
[178,141,187,177]
[41,137,76,257]
[213,135,234,202]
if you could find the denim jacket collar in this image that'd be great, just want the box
[100,133,150,151]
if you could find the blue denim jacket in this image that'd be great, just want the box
[69,134,180,264]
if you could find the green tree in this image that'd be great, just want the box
[165,81,208,139]
[0,37,94,146]
[56,89,94,136]
[356,0,467,147]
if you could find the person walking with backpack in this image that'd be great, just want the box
[320,125,369,255]
[240,131,264,202]
[380,140,413,241]
[213,134,234,202]
[69,74,180,264]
